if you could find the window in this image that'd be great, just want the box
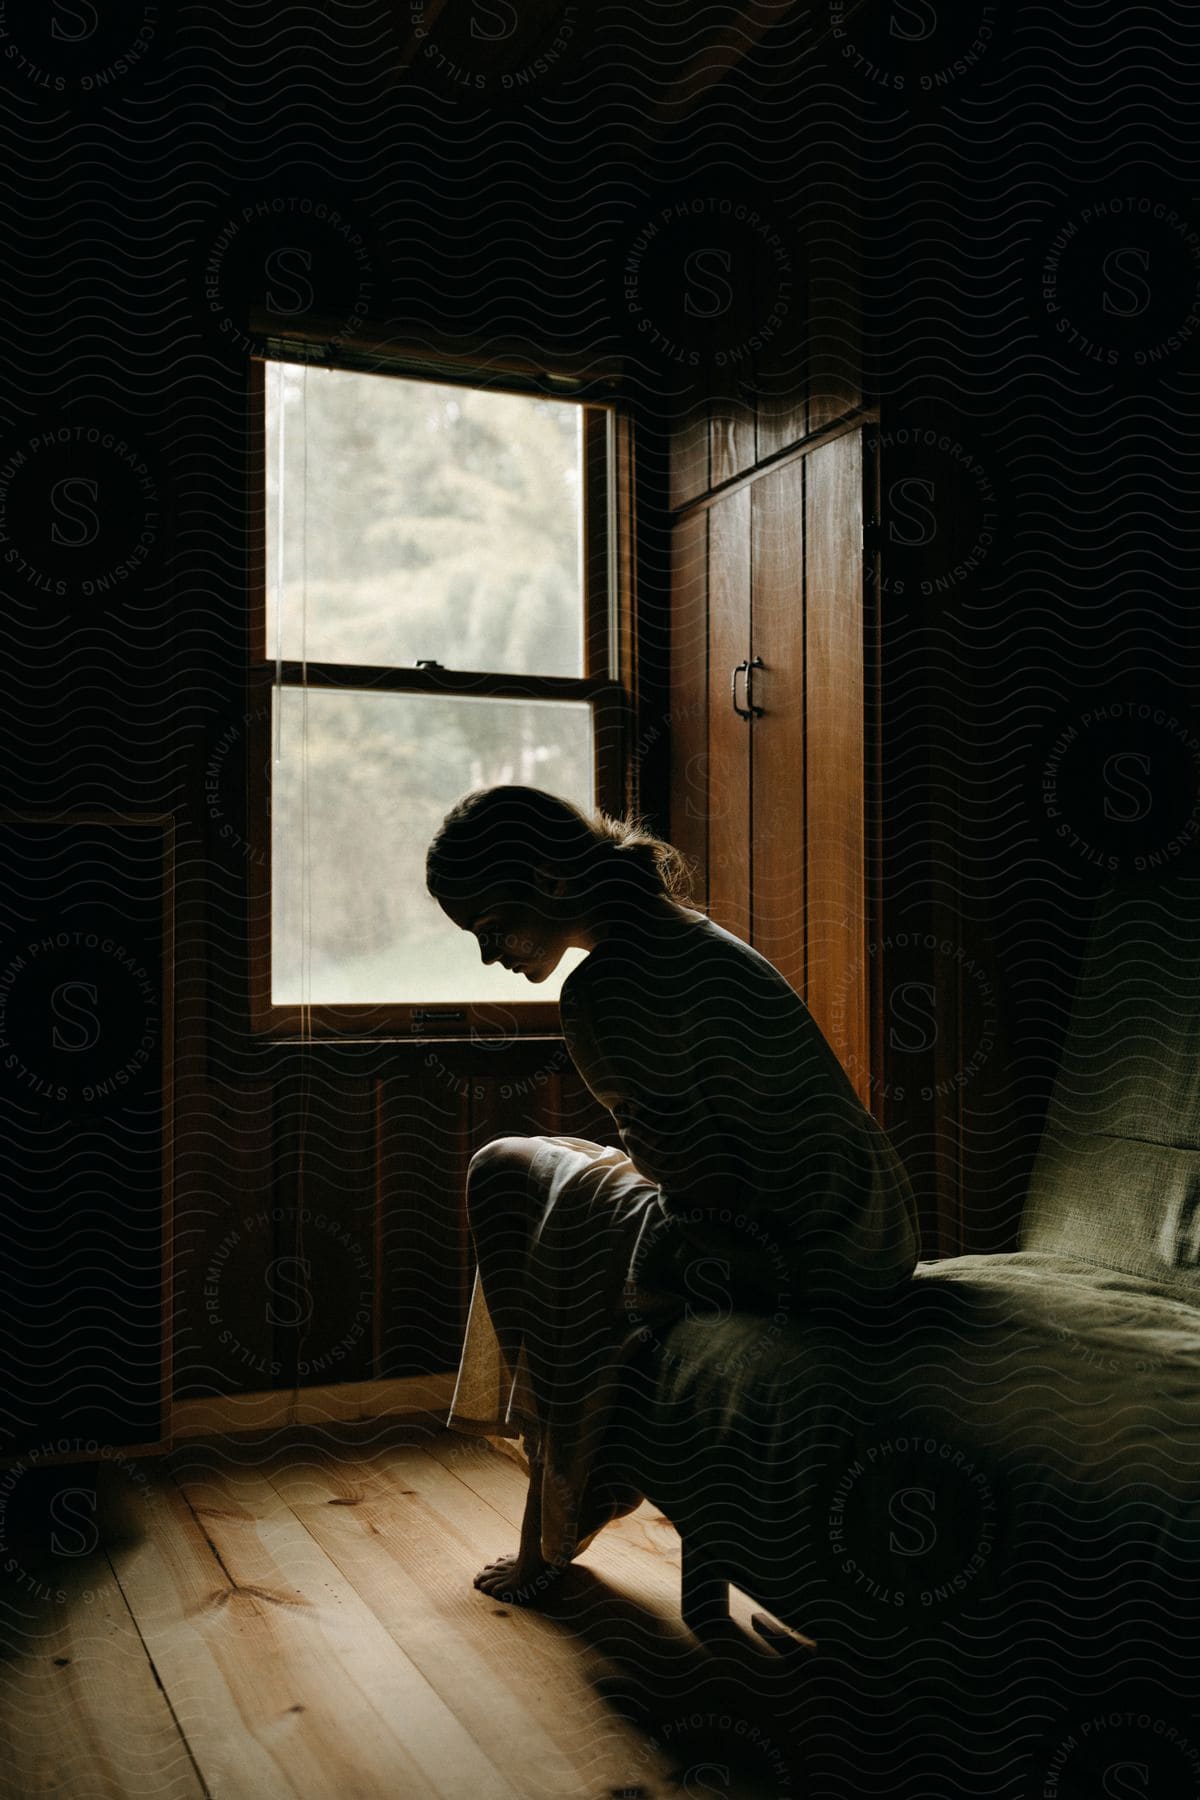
[247,352,629,1037]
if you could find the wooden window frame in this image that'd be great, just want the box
[244,344,634,1040]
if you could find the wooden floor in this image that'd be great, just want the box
[0,1424,812,1799]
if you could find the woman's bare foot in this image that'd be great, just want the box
[471,1444,573,1606]
[473,1552,569,1607]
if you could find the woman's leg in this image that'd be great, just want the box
[466,1136,569,1603]
[464,1135,542,1375]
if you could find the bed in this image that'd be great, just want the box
[599,871,1200,1793]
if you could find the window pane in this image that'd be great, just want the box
[270,688,594,1004]
[265,361,585,677]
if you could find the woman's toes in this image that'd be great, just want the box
[473,1553,563,1606]
[473,1554,522,1599]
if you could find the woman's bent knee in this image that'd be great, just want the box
[468,1135,535,1178]
[467,1136,540,1213]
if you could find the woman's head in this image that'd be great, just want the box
[426,784,697,981]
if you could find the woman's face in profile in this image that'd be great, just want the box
[439,887,576,982]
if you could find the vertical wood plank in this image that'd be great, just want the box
[583,405,611,682]
[755,365,808,465]
[377,1067,469,1378]
[274,1074,376,1388]
[613,409,639,817]
[470,1053,565,1152]
[668,508,710,905]
[749,457,806,997]
[265,1445,688,1797]
[469,1076,507,1166]
[804,430,869,1099]
[707,487,753,941]
[668,393,710,510]
[806,158,863,435]
[172,1078,277,1398]
[0,1549,205,1799]
[872,422,961,1254]
[119,1459,522,1800]
[863,426,886,1127]
[709,382,757,489]
[755,238,808,464]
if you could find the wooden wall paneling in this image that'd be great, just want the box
[668,507,710,903]
[613,409,639,819]
[873,423,967,1260]
[470,1060,561,1152]
[751,180,809,461]
[172,1078,277,1400]
[272,1073,376,1389]
[803,430,869,1101]
[377,1069,470,1378]
[0,814,174,1451]
[805,147,863,436]
[168,807,209,1418]
[929,897,968,1262]
[954,896,1008,1256]
[709,375,757,489]
[879,908,967,1261]
[862,424,887,1130]
[749,457,806,999]
[668,389,711,511]
[755,365,808,467]
[755,248,809,466]
[707,488,753,942]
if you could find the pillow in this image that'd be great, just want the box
[1020,871,1200,1298]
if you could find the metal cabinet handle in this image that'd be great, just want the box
[744,654,764,717]
[733,656,765,719]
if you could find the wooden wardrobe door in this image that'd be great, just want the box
[668,508,710,896]
[668,417,873,1107]
[804,428,869,1101]
[749,457,806,998]
[706,487,752,941]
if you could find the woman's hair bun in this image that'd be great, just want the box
[583,806,698,902]
[426,784,698,909]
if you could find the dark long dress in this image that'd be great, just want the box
[446,907,921,1565]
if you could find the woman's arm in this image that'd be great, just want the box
[608,1086,747,1212]
[561,970,748,1212]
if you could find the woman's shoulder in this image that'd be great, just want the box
[563,908,793,1004]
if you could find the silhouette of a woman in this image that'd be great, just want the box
[428,784,920,1606]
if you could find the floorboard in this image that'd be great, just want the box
[0,1426,812,1798]
[0,1550,204,1800]
[262,1439,681,1798]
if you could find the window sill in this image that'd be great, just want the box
[209,1031,570,1083]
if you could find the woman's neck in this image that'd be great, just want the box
[584,893,706,948]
